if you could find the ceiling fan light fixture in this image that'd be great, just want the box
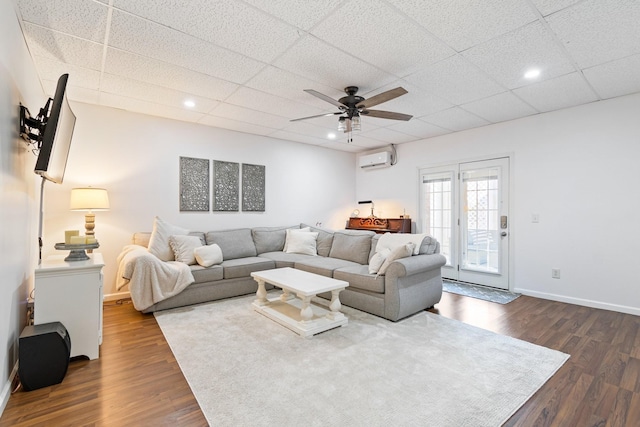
[352,115,361,131]
[337,117,347,132]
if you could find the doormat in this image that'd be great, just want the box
[443,280,521,304]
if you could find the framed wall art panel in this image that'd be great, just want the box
[242,163,265,212]
[179,156,210,212]
[213,160,239,212]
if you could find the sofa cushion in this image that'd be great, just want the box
[221,257,275,279]
[334,265,385,294]
[258,252,316,268]
[190,264,224,282]
[295,257,361,278]
[206,228,257,260]
[251,225,296,254]
[300,223,334,257]
[328,231,374,265]
[369,234,381,262]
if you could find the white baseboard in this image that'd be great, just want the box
[104,291,130,302]
[0,362,18,419]
[514,288,640,316]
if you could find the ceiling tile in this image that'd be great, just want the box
[104,48,238,101]
[33,56,101,91]
[99,92,205,123]
[387,118,451,139]
[245,66,343,109]
[583,54,640,99]
[242,0,342,31]
[112,0,299,63]
[100,74,219,113]
[530,0,582,16]
[198,115,275,136]
[274,36,396,91]
[547,0,640,68]
[225,87,327,121]
[311,0,455,77]
[108,10,265,84]
[361,81,453,117]
[18,0,108,43]
[208,103,290,129]
[405,55,506,105]
[462,21,576,89]
[461,92,539,123]
[41,79,101,104]
[280,120,342,141]
[513,72,599,112]
[22,23,104,70]
[268,129,336,146]
[391,0,537,51]
[358,127,417,144]
[422,107,490,132]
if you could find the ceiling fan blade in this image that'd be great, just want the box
[290,111,342,122]
[363,109,413,121]
[304,89,345,108]
[357,87,408,109]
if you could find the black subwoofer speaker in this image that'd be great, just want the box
[19,322,71,391]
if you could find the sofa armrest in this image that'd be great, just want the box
[385,253,447,278]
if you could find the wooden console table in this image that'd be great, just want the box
[346,217,411,234]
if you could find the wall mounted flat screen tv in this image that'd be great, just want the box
[34,74,76,184]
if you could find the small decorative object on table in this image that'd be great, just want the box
[54,241,99,261]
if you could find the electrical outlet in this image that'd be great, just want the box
[532,213,540,223]
[551,269,561,279]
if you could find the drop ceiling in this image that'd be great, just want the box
[15,0,640,153]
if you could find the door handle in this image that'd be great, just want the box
[500,231,508,237]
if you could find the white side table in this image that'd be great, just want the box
[34,253,104,360]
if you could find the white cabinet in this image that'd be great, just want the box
[34,253,104,360]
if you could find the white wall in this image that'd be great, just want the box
[41,103,356,297]
[0,0,46,415]
[357,93,640,315]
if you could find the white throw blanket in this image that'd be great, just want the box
[376,232,428,255]
[116,245,194,311]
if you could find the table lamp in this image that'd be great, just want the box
[70,187,110,251]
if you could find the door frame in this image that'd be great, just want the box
[416,153,515,292]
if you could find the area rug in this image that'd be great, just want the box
[443,280,521,304]
[155,294,568,427]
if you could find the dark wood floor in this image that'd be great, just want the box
[1,292,639,426]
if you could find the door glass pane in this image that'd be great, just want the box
[422,172,453,266]
[462,167,500,273]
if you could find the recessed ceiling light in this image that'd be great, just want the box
[524,68,541,79]
[184,100,196,108]
[327,132,336,140]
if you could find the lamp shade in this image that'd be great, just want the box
[69,187,110,211]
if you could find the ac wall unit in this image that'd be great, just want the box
[359,150,392,169]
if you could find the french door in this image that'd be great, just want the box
[420,157,510,290]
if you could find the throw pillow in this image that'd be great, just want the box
[377,243,416,276]
[148,216,189,261]
[283,227,310,252]
[168,235,202,265]
[369,248,391,274]
[194,244,223,267]
[284,231,318,256]
[376,233,428,256]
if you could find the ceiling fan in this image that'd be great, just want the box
[291,86,413,133]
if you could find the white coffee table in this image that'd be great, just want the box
[251,267,348,337]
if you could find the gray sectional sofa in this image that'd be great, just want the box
[130,224,446,321]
